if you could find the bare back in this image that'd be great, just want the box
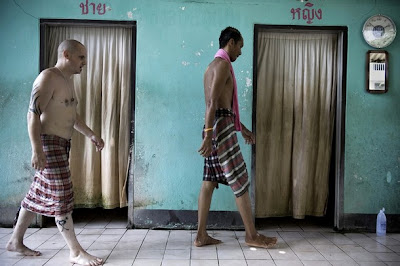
[203,58,233,110]
[31,68,77,140]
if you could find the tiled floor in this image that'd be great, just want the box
[1,210,400,266]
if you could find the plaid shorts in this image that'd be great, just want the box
[203,109,249,197]
[22,134,74,217]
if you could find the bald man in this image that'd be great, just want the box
[6,40,104,266]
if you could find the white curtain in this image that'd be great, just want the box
[255,32,337,219]
[46,26,132,208]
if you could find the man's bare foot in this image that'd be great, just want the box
[194,235,222,247]
[6,240,41,256]
[70,250,103,266]
[245,233,277,249]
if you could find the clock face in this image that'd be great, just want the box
[362,15,397,48]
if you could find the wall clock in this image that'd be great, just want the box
[362,14,396,48]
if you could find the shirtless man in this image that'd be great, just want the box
[195,27,277,249]
[6,40,104,266]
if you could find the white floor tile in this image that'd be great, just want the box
[362,243,393,252]
[329,261,359,266]
[302,261,332,266]
[347,251,381,262]
[274,260,303,266]
[246,260,276,266]
[357,262,387,266]
[136,249,165,259]
[387,245,400,252]
[133,258,162,266]
[190,259,219,266]
[105,258,135,266]
[96,234,123,242]
[385,262,400,266]
[320,250,354,261]
[103,228,127,235]
[108,249,138,260]
[373,252,400,262]
[14,258,50,266]
[38,240,66,250]
[191,248,218,260]
[88,241,117,250]
[114,240,143,250]
[268,249,299,260]
[217,248,246,260]
[243,248,271,260]
[218,259,247,266]
[161,259,190,266]
[166,240,191,250]
[0,228,14,234]
[0,258,22,266]
[79,228,105,235]
[294,251,326,260]
[163,249,190,260]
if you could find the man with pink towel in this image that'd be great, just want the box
[196,27,277,248]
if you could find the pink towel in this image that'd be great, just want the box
[214,49,241,131]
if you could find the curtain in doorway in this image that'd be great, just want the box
[46,26,132,208]
[255,32,337,219]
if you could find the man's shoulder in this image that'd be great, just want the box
[35,68,58,84]
[209,58,230,73]
[32,68,58,93]
[40,67,58,78]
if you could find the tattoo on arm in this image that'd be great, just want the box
[56,217,69,232]
[29,87,42,115]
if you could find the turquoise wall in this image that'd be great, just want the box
[0,0,399,224]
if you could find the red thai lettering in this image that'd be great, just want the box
[79,0,107,15]
[290,2,322,24]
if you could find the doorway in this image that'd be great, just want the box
[39,19,136,226]
[251,25,347,229]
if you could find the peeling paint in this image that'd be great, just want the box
[387,171,392,183]
[245,77,252,87]
[127,11,133,19]
[182,61,190,66]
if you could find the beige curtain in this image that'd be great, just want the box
[255,32,337,219]
[46,26,132,208]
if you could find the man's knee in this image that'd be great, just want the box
[202,181,218,191]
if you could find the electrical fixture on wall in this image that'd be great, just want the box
[362,14,396,93]
[366,50,388,93]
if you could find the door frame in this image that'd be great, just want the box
[39,19,137,227]
[251,25,348,229]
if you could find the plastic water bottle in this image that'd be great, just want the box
[376,208,387,236]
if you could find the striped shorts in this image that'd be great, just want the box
[203,108,249,197]
[21,134,74,217]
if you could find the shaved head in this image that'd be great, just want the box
[57,39,85,59]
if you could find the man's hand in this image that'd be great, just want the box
[90,135,105,152]
[31,150,46,171]
[198,136,213,157]
[241,127,256,145]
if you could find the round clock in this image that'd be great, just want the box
[362,14,397,48]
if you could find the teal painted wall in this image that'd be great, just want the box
[0,0,399,224]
